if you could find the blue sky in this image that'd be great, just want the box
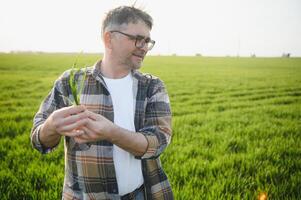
[0,0,300,56]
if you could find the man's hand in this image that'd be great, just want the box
[74,110,148,157]
[39,105,89,148]
[73,110,114,143]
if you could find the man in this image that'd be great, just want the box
[31,6,173,200]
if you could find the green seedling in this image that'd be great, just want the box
[68,63,87,105]
[60,53,87,106]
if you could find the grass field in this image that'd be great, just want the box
[0,53,300,199]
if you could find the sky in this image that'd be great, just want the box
[0,0,300,57]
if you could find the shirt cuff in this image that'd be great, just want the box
[135,133,158,159]
[32,124,54,154]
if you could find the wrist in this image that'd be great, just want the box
[106,124,120,143]
[40,120,60,140]
[44,116,60,136]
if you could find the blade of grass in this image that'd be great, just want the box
[69,63,79,105]
[68,51,86,106]
[77,66,87,103]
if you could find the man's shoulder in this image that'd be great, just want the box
[132,70,168,99]
[132,70,162,84]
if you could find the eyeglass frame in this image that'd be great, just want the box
[109,30,155,50]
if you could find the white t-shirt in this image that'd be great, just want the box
[103,73,144,195]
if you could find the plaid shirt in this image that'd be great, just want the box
[31,60,174,200]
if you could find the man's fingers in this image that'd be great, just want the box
[87,110,99,121]
[59,126,89,138]
[81,126,94,137]
[82,125,107,141]
[62,105,86,117]
[74,131,93,143]
[62,111,89,125]
[82,118,99,132]
[62,129,84,137]
[58,118,88,133]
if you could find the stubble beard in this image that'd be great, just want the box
[123,56,143,70]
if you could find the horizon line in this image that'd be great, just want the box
[0,50,300,58]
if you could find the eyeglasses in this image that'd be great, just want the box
[110,30,155,51]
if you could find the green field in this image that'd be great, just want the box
[0,53,300,199]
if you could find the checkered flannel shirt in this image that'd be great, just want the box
[31,60,174,200]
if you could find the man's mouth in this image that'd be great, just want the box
[132,53,144,59]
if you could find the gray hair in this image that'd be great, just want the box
[101,6,153,37]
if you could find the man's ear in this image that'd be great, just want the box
[103,31,112,49]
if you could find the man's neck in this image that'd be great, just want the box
[100,57,130,79]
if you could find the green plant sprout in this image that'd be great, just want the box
[61,53,87,106]
[69,62,87,105]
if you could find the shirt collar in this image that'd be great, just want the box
[91,60,150,84]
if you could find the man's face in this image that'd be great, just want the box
[110,21,151,70]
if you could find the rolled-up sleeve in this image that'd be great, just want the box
[138,78,172,160]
